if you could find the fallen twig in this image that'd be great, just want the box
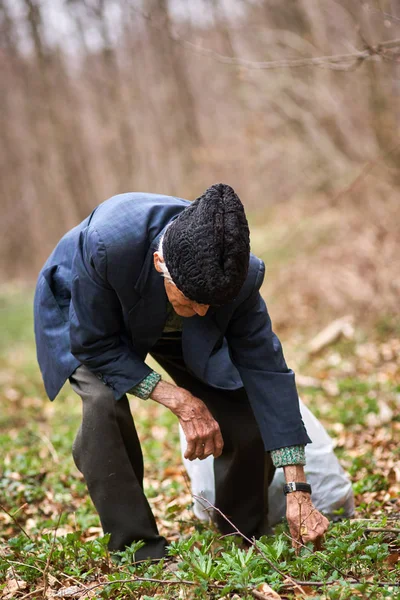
[0,503,32,541]
[34,431,59,463]
[43,512,63,597]
[4,558,64,587]
[308,316,354,355]
[77,575,286,600]
[281,531,360,583]
[280,580,400,588]
[18,588,45,600]
[365,528,400,534]
[193,494,306,596]
[77,575,221,598]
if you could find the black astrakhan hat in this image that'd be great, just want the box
[163,183,250,306]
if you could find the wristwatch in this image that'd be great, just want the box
[283,482,312,495]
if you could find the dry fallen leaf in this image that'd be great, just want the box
[256,582,282,599]
[2,575,27,599]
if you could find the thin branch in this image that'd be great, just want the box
[280,580,400,588]
[43,512,62,597]
[173,37,376,70]
[77,575,221,598]
[5,560,44,575]
[364,528,400,534]
[281,532,360,583]
[331,141,400,205]
[176,36,400,71]
[18,588,45,600]
[77,575,284,600]
[368,8,400,24]
[4,558,64,587]
[0,503,32,540]
[130,5,400,71]
[351,518,400,522]
[34,432,59,463]
[193,494,306,596]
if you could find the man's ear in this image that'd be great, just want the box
[153,251,164,273]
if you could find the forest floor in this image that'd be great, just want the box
[0,287,399,600]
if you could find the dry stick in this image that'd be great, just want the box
[4,558,64,587]
[352,518,400,522]
[76,574,287,600]
[194,495,397,591]
[42,512,63,597]
[281,532,360,583]
[193,494,306,597]
[330,140,400,206]
[5,560,44,575]
[275,139,400,251]
[0,503,32,541]
[280,580,400,589]
[78,576,274,600]
[174,36,400,71]
[18,587,45,600]
[76,576,221,599]
[131,5,400,71]
[12,551,72,587]
[34,431,59,463]
[365,528,400,534]
[10,502,29,516]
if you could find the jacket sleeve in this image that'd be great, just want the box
[69,227,152,400]
[226,260,311,451]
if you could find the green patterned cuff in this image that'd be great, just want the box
[128,371,161,400]
[270,445,306,468]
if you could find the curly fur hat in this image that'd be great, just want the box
[163,183,250,305]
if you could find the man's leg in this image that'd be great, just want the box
[70,365,167,559]
[151,341,275,539]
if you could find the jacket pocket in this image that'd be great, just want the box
[41,266,69,324]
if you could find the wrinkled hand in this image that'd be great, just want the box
[286,492,329,554]
[150,380,223,460]
[175,392,224,461]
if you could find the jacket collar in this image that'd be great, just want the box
[134,229,165,298]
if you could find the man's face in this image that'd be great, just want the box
[153,252,210,317]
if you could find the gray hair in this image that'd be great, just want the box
[157,234,175,285]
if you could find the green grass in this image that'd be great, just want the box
[1,288,399,599]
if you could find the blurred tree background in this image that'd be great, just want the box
[1,0,399,331]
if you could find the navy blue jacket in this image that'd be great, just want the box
[34,193,310,451]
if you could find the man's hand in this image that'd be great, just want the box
[286,492,329,553]
[150,380,224,461]
[283,465,329,554]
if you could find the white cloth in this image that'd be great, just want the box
[179,399,354,525]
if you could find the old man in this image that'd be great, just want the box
[34,183,329,560]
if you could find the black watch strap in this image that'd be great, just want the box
[283,482,312,495]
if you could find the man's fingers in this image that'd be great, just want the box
[302,514,330,544]
[195,438,211,460]
[211,428,224,458]
[183,423,199,460]
[183,428,216,460]
[181,411,223,460]
[184,439,196,460]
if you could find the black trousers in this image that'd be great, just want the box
[70,336,275,559]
